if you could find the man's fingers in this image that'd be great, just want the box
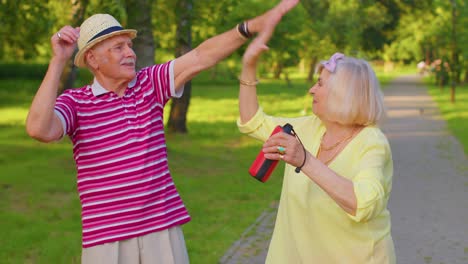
[58,26,80,43]
[278,0,300,15]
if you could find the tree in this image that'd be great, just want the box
[0,0,50,61]
[459,1,468,83]
[299,0,393,81]
[167,0,193,133]
[301,0,390,55]
[382,0,467,97]
[449,0,458,102]
[61,0,89,91]
[126,0,155,70]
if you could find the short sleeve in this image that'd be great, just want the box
[146,60,184,106]
[54,90,78,137]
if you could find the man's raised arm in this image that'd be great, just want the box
[173,0,299,90]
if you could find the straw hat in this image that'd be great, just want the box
[74,14,137,68]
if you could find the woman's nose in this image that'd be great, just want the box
[309,84,316,94]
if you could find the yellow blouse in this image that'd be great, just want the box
[238,108,396,264]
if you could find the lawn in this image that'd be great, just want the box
[0,71,311,263]
[0,65,416,263]
[426,80,468,155]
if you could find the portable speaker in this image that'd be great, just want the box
[248,123,293,182]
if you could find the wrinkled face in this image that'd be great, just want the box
[88,34,137,81]
[309,69,331,119]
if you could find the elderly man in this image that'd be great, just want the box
[25,0,298,263]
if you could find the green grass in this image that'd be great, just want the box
[0,66,409,263]
[0,79,82,263]
[425,80,468,155]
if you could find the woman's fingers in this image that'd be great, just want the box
[263,131,303,166]
[263,132,293,147]
[243,38,270,65]
[277,0,300,16]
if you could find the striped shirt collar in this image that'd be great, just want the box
[91,77,137,96]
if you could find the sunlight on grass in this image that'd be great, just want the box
[0,107,28,125]
[189,98,239,122]
[426,80,468,154]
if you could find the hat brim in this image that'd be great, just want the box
[74,29,137,68]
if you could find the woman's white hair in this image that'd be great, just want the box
[317,56,385,126]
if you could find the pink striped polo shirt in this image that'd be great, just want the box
[54,61,190,248]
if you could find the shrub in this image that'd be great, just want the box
[0,63,50,80]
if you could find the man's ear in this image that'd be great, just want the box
[86,50,99,70]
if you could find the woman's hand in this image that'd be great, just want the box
[242,38,269,66]
[51,26,80,63]
[262,132,309,168]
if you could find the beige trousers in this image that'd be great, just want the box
[81,226,189,264]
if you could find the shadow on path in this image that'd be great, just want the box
[220,75,468,264]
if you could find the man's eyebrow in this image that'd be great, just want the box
[112,39,132,46]
[113,41,125,46]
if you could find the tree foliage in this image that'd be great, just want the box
[1,0,466,84]
[126,0,155,69]
[0,0,51,61]
[167,0,194,133]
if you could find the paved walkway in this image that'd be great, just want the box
[220,75,468,264]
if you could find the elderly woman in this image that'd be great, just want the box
[238,38,396,263]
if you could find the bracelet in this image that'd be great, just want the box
[295,145,307,173]
[291,127,307,173]
[244,21,252,37]
[237,21,253,39]
[236,25,248,40]
[239,78,259,86]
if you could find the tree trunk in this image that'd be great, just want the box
[126,0,155,70]
[284,71,292,88]
[60,0,88,92]
[274,63,283,79]
[307,57,318,82]
[450,0,457,103]
[463,69,468,84]
[167,0,193,133]
[425,46,431,66]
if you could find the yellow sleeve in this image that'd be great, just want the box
[348,140,393,222]
[237,107,292,142]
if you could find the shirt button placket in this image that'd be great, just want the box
[122,97,130,125]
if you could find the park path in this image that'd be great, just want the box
[219,75,468,264]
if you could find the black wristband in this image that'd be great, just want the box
[288,126,307,173]
[244,21,252,37]
[238,21,253,39]
[295,145,307,173]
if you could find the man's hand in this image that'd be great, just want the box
[243,0,299,66]
[51,26,80,63]
[249,0,300,35]
[173,0,299,90]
